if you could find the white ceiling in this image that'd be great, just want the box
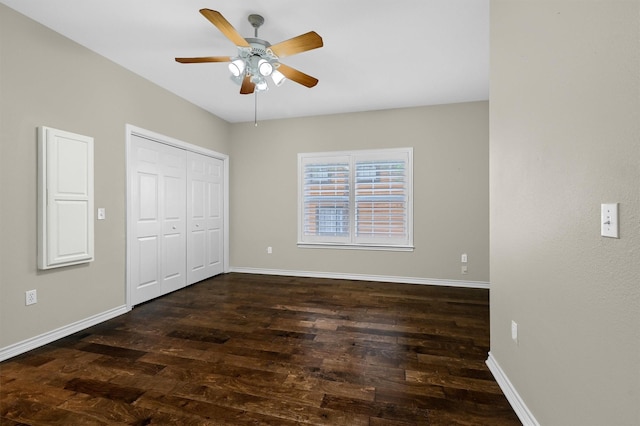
[1,0,489,123]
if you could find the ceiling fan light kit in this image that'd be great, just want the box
[176,9,323,95]
[227,37,280,93]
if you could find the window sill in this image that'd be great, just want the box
[297,243,414,252]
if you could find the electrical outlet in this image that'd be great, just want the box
[267,246,272,254]
[461,253,468,263]
[511,320,518,344]
[461,265,468,274]
[26,289,37,306]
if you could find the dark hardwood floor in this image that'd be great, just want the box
[0,273,520,425]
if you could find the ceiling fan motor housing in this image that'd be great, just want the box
[245,38,273,55]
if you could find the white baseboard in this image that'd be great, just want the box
[486,351,539,426]
[0,305,130,362]
[228,267,490,289]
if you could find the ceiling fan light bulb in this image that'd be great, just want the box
[258,59,273,77]
[255,79,269,92]
[271,70,286,87]
[228,59,245,77]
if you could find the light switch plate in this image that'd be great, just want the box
[601,203,618,238]
[97,208,106,220]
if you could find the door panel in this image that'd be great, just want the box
[190,229,206,271]
[160,153,187,293]
[38,127,94,269]
[130,135,186,305]
[137,236,159,287]
[208,229,221,266]
[131,140,162,305]
[187,152,224,284]
[138,173,158,220]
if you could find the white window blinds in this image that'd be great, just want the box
[355,159,407,240]
[298,148,413,250]
[301,155,351,244]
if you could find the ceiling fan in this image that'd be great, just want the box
[176,9,323,95]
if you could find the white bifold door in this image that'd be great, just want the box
[187,151,224,284]
[129,134,224,306]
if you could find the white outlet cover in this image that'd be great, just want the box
[511,320,518,342]
[26,289,37,305]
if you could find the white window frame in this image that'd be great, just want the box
[298,148,414,251]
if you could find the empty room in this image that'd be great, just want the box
[1,1,638,425]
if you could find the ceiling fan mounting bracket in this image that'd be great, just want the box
[248,14,264,30]
[248,14,265,38]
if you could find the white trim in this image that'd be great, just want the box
[126,124,229,159]
[229,267,489,289]
[297,243,414,252]
[125,124,230,310]
[0,305,129,362]
[486,352,540,426]
[223,154,230,274]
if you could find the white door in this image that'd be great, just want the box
[130,135,186,305]
[187,151,224,284]
[38,127,94,269]
[160,144,187,293]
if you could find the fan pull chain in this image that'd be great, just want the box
[254,91,258,127]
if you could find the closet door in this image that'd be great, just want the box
[187,151,224,284]
[159,145,187,293]
[130,135,186,305]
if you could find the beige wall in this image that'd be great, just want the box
[0,5,230,348]
[490,1,640,424]
[229,102,489,282]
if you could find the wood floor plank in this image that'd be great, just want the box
[321,394,430,424]
[0,273,520,425]
[57,393,158,425]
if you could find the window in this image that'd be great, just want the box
[298,148,413,250]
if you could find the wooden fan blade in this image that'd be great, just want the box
[175,56,231,63]
[240,75,255,94]
[200,9,250,47]
[277,63,319,88]
[270,31,323,58]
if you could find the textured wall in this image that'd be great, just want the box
[0,5,230,348]
[229,102,489,282]
[490,1,640,424]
